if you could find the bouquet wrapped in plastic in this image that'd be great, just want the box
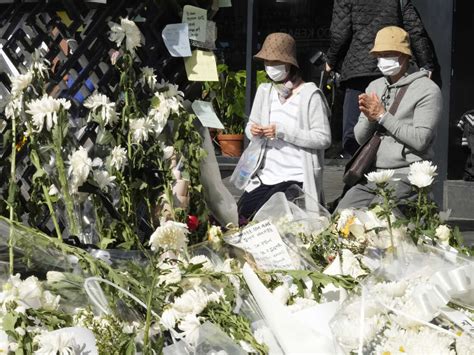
[330,248,474,354]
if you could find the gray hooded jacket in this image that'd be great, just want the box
[354,69,442,170]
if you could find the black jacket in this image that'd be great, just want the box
[326,0,435,82]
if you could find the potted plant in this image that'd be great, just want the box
[203,64,246,156]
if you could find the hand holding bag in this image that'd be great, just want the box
[343,84,410,186]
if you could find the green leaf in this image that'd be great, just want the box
[3,312,18,332]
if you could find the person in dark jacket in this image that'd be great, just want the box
[325,0,435,157]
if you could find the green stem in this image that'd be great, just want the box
[42,185,63,241]
[143,271,158,353]
[54,112,79,236]
[29,149,62,240]
[416,188,422,230]
[8,112,17,274]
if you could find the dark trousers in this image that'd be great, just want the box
[237,181,303,220]
[342,77,378,157]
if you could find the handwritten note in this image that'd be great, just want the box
[225,220,295,271]
[192,100,224,129]
[162,23,192,57]
[184,50,218,81]
[182,5,207,43]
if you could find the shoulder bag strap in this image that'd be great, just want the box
[388,84,410,116]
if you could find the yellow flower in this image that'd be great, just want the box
[382,352,391,355]
[341,216,355,238]
[399,345,406,352]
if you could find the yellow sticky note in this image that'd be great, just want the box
[184,50,218,81]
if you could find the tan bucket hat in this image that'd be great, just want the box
[370,26,412,57]
[254,32,299,68]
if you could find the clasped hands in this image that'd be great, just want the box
[359,92,386,122]
[251,124,277,139]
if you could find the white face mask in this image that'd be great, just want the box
[265,64,288,82]
[377,56,402,76]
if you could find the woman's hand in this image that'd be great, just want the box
[261,124,276,139]
[250,124,263,137]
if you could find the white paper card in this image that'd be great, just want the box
[225,220,294,271]
[162,23,192,57]
[218,0,232,7]
[440,307,474,334]
[191,100,224,129]
[182,5,207,43]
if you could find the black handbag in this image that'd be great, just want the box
[343,84,410,186]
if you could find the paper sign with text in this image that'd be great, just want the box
[184,50,218,81]
[225,220,295,271]
[182,5,207,43]
[162,23,192,57]
[192,100,224,129]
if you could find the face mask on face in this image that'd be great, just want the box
[377,56,402,76]
[265,64,288,82]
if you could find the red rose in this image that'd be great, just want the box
[187,215,199,231]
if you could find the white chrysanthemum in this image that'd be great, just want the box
[435,224,451,245]
[0,330,9,354]
[148,106,169,135]
[207,289,225,303]
[160,308,179,330]
[9,72,32,97]
[109,146,127,171]
[5,97,22,120]
[67,147,102,193]
[189,255,214,272]
[456,333,474,355]
[163,146,174,160]
[84,92,117,126]
[287,297,318,313]
[207,225,223,248]
[407,172,434,188]
[365,169,395,184]
[336,209,355,231]
[25,95,71,132]
[409,160,438,177]
[272,284,290,305]
[93,170,116,192]
[108,17,143,54]
[30,48,50,78]
[48,184,59,196]
[407,160,437,188]
[34,331,79,355]
[140,66,157,88]
[148,220,189,251]
[177,314,201,346]
[173,288,208,316]
[130,117,154,143]
[157,263,182,286]
[376,325,454,355]
[156,79,184,101]
[46,271,65,284]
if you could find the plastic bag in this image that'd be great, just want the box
[230,138,266,190]
[198,126,239,226]
[330,250,474,354]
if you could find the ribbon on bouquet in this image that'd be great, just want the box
[414,263,474,324]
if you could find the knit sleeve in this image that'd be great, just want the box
[275,90,331,150]
[380,85,442,152]
[245,84,266,140]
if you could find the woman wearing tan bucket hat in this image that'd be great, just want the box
[236,33,332,221]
